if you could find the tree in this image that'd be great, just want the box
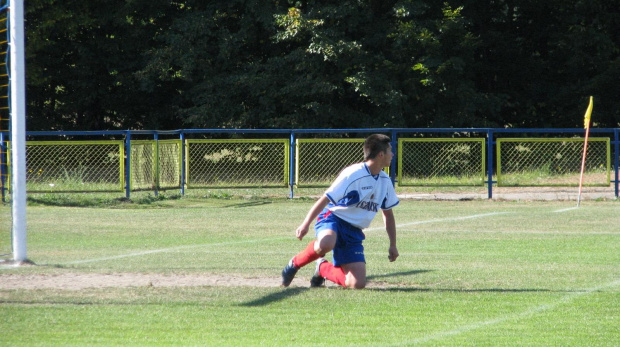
[25,0,181,130]
[139,0,413,129]
[23,0,620,130]
[459,0,620,127]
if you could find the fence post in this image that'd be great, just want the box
[0,132,5,203]
[615,129,619,198]
[153,132,159,197]
[289,131,295,199]
[486,129,494,199]
[180,131,186,196]
[125,131,131,199]
[390,129,398,185]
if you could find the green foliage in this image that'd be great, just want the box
[23,0,620,130]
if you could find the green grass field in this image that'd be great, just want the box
[1,197,619,346]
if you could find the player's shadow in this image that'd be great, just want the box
[366,270,561,293]
[366,269,432,281]
[240,287,308,307]
[240,270,433,307]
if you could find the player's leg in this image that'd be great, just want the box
[341,262,366,289]
[315,261,366,289]
[281,229,337,287]
[295,229,336,267]
[315,224,366,288]
[314,229,336,255]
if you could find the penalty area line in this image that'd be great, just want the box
[553,207,579,213]
[59,212,511,265]
[28,212,509,266]
[394,278,620,346]
[366,212,513,232]
[62,237,290,265]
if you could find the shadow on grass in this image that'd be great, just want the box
[26,194,181,208]
[367,269,433,281]
[237,270,570,307]
[367,269,561,293]
[240,287,309,307]
[241,270,433,307]
[221,201,273,208]
[27,196,109,208]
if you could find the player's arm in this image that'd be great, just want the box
[295,195,330,240]
[382,208,399,262]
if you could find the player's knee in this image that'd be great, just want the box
[352,282,366,289]
[313,241,332,257]
[345,278,366,289]
[313,248,327,257]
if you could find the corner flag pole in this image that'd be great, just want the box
[577,96,593,207]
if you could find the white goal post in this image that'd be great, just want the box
[9,0,27,262]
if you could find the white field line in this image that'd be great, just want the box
[395,278,620,346]
[58,212,510,265]
[63,237,290,265]
[553,207,580,213]
[401,228,619,235]
[1,210,611,269]
[366,212,512,232]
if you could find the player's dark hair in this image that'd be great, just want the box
[363,134,391,160]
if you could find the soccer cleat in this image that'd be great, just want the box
[281,258,299,287]
[310,258,326,288]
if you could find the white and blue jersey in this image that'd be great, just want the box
[323,162,399,229]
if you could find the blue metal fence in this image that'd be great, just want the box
[1,128,619,199]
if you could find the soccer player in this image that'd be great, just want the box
[281,134,399,289]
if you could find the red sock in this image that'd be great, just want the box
[318,261,347,287]
[292,241,321,268]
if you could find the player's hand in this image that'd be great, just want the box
[295,225,309,240]
[388,245,399,262]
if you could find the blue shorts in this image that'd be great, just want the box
[314,209,366,266]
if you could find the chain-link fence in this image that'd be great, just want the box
[24,141,124,192]
[0,8,11,258]
[398,138,486,186]
[0,142,8,256]
[497,138,610,186]
[296,139,366,187]
[131,140,182,191]
[295,138,396,187]
[0,129,618,198]
[0,201,9,257]
[186,139,289,188]
[0,140,7,200]
[158,140,183,189]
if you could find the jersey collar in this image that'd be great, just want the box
[363,163,380,180]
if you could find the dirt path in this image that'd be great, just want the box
[0,273,301,290]
[0,272,400,290]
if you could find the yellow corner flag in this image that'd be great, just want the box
[578,96,593,207]
[583,96,593,129]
